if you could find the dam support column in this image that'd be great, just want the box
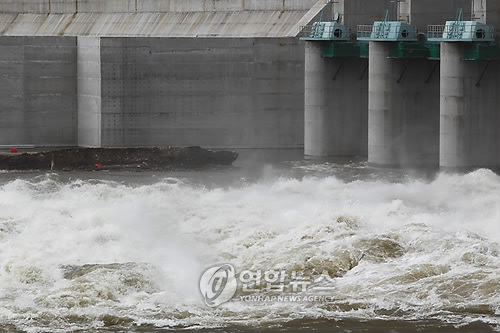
[305,41,331,156]
[305,41,368,157]
[368,42,398,166]
[439,42,467,168]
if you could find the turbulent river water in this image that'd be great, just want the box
[0,150,499,333]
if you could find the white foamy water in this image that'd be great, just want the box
[0,167,499,332]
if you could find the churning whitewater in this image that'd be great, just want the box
[0,167,499,332]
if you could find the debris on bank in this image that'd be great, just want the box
[0,147,238,171]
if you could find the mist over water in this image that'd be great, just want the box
[0,152,499,332]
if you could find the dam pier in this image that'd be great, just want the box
[0,0,499,169]
[303,0,500,168]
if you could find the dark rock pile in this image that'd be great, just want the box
[0,147,238,171]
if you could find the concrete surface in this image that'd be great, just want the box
[368,42,440,167]
[0,11,313,38]
[473,0,500,37]
[409,0,472,32]
[0,0,321,149]
[0,36,76,146]
[0,0,320,13]
[82,37,305,148]
[0,0,499,169]
[304,41,368,157]
[332,0,471,33]
[77,36,101,147]
[440,42,500,168]
[0,0,323,38]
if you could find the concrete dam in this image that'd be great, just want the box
[0,0,499,169]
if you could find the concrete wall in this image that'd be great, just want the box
[392,58,440,166]
[0,0,320,13]
[330,0,472,33]
[0,36,76,146]
[0,0,322,38]
[473,0,500,36]
[333,0,397,30]
[92,37,304,148]
[368,42,440,167]
[1,36,305,149]
[459,59,500,167]
[440,42,500,168]
[305,42,368,157]
[409,0,472,32]
[0,11,312,37]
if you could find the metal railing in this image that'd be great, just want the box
[298,24,320,38]
[357,25,374,39]
[299,23,350,40]
[427,25,445,39]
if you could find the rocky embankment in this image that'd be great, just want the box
[0,147,238,171]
